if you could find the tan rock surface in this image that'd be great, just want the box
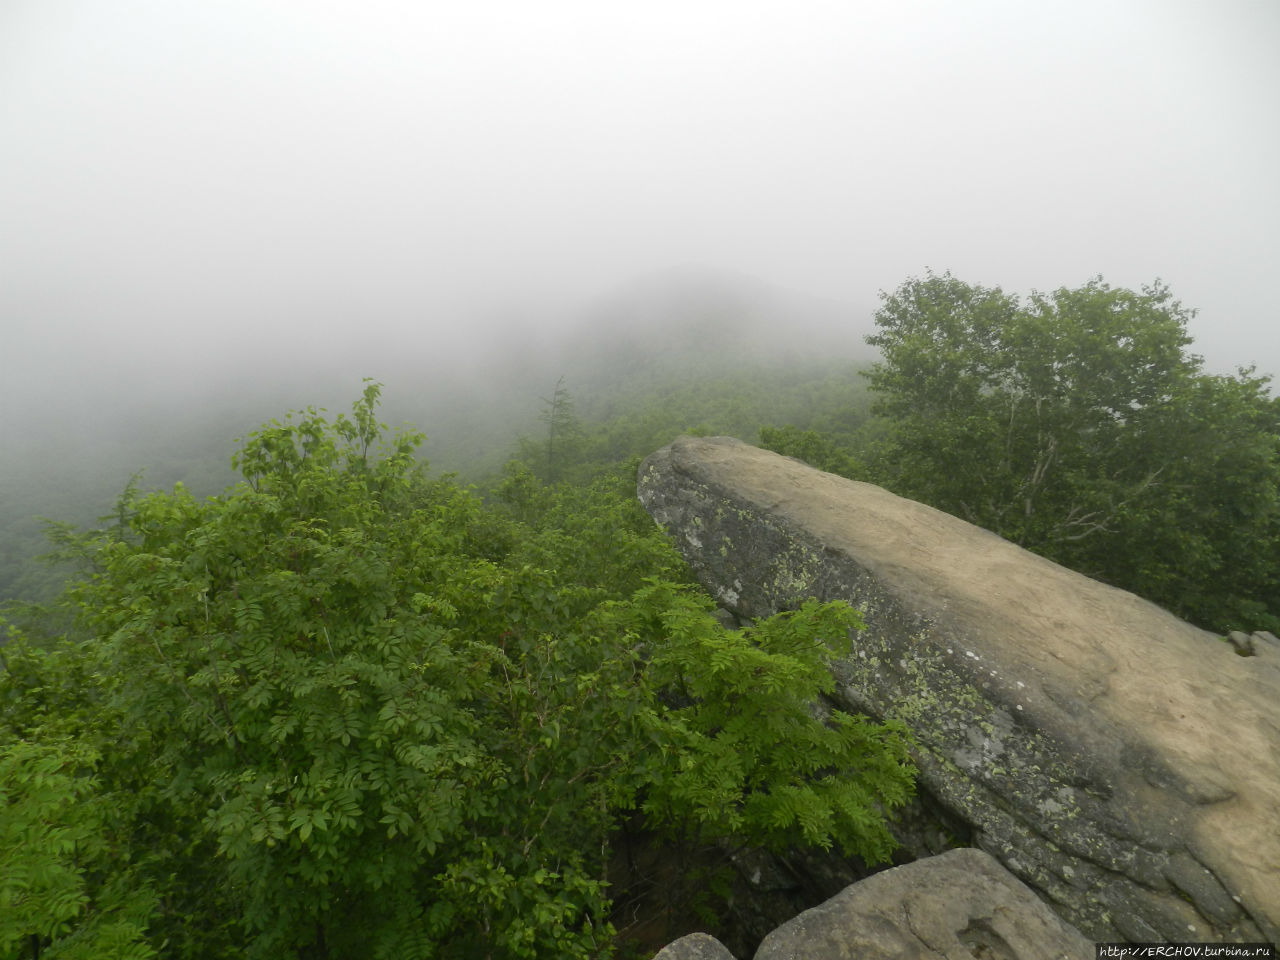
[639,436,1280,940]
[755,848,1092,960]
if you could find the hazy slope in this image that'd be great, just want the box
[0,269,878,604]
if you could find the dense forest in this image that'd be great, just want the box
[2,274,1278,958]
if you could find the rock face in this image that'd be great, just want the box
[650,849,1091,960]
[755,848,1092,960]
[638,436,1280,943]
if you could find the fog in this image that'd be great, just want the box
[2,0,1278,477]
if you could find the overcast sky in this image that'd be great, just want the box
[3,0,1278,427]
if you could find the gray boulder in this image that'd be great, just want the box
[653,932,739,960]
[755,848,1091,960]
[638,436,1280,942]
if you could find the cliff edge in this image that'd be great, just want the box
[638,436,1280,942]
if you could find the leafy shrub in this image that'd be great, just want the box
[1,383,915,959]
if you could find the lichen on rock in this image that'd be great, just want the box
[638,436,1280,943]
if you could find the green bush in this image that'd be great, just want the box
[1,383,914,959]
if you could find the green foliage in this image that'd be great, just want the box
[1097,369,1280,630]
[758,426,867,480]
[0,725,156,960]
[0,363,871,607]
[2,385,915,959]
[513,363,874,488]
[609,585,914,863]
[861,271,1280,631]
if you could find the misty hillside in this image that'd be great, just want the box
[0,270,876,606]
[549,267,876,392]
[412,268,876,473]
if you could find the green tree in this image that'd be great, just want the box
[538,376,583,484]
[4,384,915,959]
[1098,368,1280,630]
[0,628,158,960]
[758,425,867,479]
[863,272,1280,631]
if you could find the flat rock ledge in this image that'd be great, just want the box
[637,436,1280,943]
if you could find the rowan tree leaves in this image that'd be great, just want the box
[1,384,915,959]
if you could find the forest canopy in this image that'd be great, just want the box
[0,382,914,960]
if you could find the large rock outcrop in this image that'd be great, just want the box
[637,436,1280,942]
[755,848,1091,960]
[656,849,1091,960]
